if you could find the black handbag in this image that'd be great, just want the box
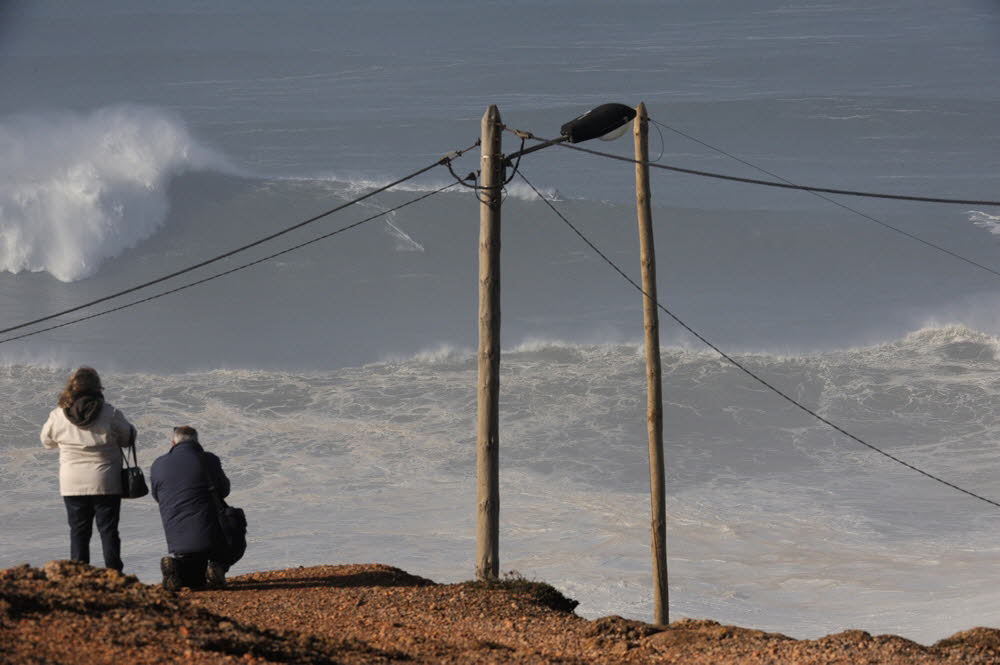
[120,427,149,499]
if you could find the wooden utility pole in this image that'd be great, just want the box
[634,101,668,624]
[476,105,503,580]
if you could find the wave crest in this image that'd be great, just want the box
[0,105,229,282]
[296,173,563,202]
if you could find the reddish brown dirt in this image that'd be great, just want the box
[3,560,1000,664]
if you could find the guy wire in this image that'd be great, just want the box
[647,117,1000,282]
[516,168,1000,510]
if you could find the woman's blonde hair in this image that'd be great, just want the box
[57,366,103,408]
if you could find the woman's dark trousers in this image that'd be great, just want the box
[63,495,123,571]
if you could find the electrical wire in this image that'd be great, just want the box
[444,136,527,205]
[648,118,1000,282]
[516,168,1000,510]
[650,120,665,163]
[0,183,456,346]
[506,131,1000,207]
[0,142,479,338]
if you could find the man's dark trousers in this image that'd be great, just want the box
[63,495,123,571]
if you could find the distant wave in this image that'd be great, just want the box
[371,324,1000,370]
[294,173,562,202]
[0,105,231,282]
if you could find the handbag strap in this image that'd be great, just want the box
[120,425,139,469]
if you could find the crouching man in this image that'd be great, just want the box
[151,426,231,590]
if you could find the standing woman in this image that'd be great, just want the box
[41,367,136,571]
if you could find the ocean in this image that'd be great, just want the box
[2,0,1000,642]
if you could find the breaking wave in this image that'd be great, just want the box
[0,105,569,284]
[0,105,230,282]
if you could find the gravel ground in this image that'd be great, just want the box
[3,560,1000,664]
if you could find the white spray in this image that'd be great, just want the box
[0,105,228,282]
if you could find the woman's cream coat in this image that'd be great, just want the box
[41,404,135,496]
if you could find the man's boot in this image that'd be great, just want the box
[206,561,226,589]
[160,556,182,591]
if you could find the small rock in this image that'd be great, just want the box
[42,559,89,581]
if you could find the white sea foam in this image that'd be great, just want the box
[379,343,473,365]
[968,209,1000,235]
[0,106,230,282]
[381,214,423,252]
[3,325,1000,641]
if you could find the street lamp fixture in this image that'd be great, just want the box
[559,103,637,143]
[504,102,636,165]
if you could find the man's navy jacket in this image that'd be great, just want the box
[150,439,230,555]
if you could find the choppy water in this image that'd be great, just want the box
[4,329,1000,639]
[2,0,1000,642]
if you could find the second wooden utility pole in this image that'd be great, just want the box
[634,101,669,625]
[476,105,503,580]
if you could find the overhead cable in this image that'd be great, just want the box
[516,168,1000,510]
[445,136,528,204]
[0,142,479,337]
[0,184,456,346]
[648,118,1000,282]
[507,129,1000,207]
